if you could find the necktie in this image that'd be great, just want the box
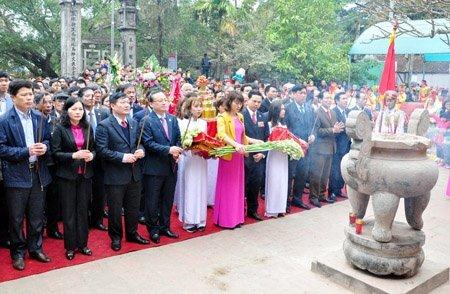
[327,110,331,120]
[160,116,170,139]
[121,120,128,128]
[88,111,96,133]
[251,112,257,124]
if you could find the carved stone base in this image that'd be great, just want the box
[344,220,425,277]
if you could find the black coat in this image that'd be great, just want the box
[242,107,269,148]
[333,107,351,155]
[95,115,142,185]
[51,124,95,180]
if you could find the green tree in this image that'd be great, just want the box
[265,0,351,82]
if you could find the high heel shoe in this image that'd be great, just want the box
[66,250,75,260]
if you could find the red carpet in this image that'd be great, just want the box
[0,193,346,283]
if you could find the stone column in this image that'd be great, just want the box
[60,0,83,77]
[118,0,137,68]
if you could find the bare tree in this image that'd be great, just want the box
[355,0,450,45]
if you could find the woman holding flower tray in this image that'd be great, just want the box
[177,96,208,232]
[265,101,289,217]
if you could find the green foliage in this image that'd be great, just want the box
[265,0,351,82]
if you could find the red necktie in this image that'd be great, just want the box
[252,112,257,124]
[121,120,128,128]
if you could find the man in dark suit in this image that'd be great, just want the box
[80,87,109,231]
[0,71,13,249]
[96,92,149,251]
[309,92,345,208]
[243,90,269,220]
[259,84,278,113]
[285,85,316,210]
[0,80,52,270]
[142,89,183,244]
[117,83,143,117]
[349,91,373,121]
[329,92,351,200]
[35,92,64,240]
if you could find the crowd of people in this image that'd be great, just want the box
[0,66,448,272]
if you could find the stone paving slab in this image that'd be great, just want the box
[0,168,449,294]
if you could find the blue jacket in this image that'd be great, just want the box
[141,111,181,176]
[96,115,143,185]
[0,107,52,188]
[285,101,316,141]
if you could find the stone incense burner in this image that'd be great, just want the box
[341,109,439,277]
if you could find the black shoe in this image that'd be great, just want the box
[111,241,121,251]
[66,250,75,260]
[0,239,11,249]
[278,213,285,217]
[184,226,198,233]
[197,226,206,232]
[93,223,108,231]
[30,251,51,263]
[310,198,322,208]
[319,197,335,204]
[160,229,179,239]
[328,194,337,202]
[127,234,150,245]
[12,257,25,271]
[47,230,64,240]
[79,247,92,256]
[291,199,310,210]
[150,233,160,244]
[138,216,146,225]
[247,212,263,221]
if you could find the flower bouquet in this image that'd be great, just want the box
[181,127,224,159]
[209,127,307,160]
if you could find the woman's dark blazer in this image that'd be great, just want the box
[51,124,95,180]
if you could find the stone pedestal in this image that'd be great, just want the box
[312,251,449,294]
[344,220,425,277]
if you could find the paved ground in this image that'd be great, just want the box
[1,168,449,294]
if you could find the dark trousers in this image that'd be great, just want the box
[106,180,141,242]
[329,152,346,195]
[45,165,60,233]
[0,179,9,244]
[289,152,311,202]
[245,159,263,214]
[310,153,333,200]
[144,174,176,235]
[6,171,45,259]
[59,176,91,251]
[90,160,105,226]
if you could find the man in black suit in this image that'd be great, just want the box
[329,92,351,201]
[0,80,52,270]
[285,85,316,210]
[80,87,109,231]
[35,92,64,240]
[96,92,149,251]
[309,92,345,208]
[142,89,183,244]
[117,83,143,117]
[349,92,373,121]
[259,84,278,113]
[243,90,269,220]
